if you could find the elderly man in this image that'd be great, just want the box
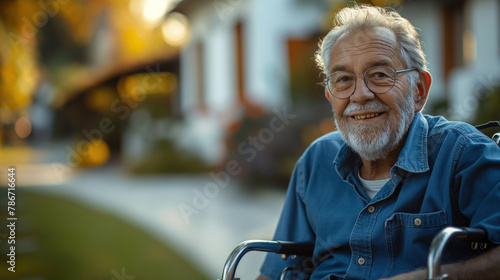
[257,4,500,280]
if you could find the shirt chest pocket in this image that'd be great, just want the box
[384,210,448,275]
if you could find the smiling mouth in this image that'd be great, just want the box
[353,113,382,120]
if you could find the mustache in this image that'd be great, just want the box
[342,100,390,116]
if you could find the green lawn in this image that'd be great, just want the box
[0,189,210,280]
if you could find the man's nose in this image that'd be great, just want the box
[350,75,376,103]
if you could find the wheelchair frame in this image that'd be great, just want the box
[220,227,486,280]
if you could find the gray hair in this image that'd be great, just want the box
[315,4,427,91]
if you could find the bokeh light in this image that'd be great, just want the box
[80,139,110,166]
[15,116,32,139]
[129,0,170,26]
[161,12,190,47]
[143,0,169,24]
[117,72,178,102]
[84,87,117,113]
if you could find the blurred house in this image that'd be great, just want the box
[173,0,329,167]
[171,0,500,168]
[1,0,498,179]
[399,0,500,121]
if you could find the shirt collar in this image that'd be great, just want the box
[334,112,430,178]
[395,112,429,173]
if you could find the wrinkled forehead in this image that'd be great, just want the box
[328,27,400,72]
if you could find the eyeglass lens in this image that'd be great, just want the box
[328,66,396,98]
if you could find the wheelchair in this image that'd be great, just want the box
[220,226,488,280]
[220,122,500,280]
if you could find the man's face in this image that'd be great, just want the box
[325,27,417,161]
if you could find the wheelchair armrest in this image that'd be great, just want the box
[220,240,314,280]
[493,132,500,147]
[427,227,487,280]
[275,241,315,257]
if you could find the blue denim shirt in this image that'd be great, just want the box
[260,113,500,280]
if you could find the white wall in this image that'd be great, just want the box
[177,0,327,163]
[449,0,500,121]
[180,43,196,113]
[470,0,500,74]
[205,21,237,113]
[400,2,446,108]
[178,3,231,164]
[244,0,323,110]
[245,0,289,108]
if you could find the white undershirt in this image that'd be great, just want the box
[358,171,390,199]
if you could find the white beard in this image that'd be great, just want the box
[333,92,415,161]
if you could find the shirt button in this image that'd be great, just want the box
[414,218,422,226]
[367,205,375,213]
[358,257,366,265]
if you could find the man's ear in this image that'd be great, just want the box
[414,71,432,112]
[325,88,334,104]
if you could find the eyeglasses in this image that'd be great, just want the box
[324,66,417,99]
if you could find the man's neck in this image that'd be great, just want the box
[359,147,402,180]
